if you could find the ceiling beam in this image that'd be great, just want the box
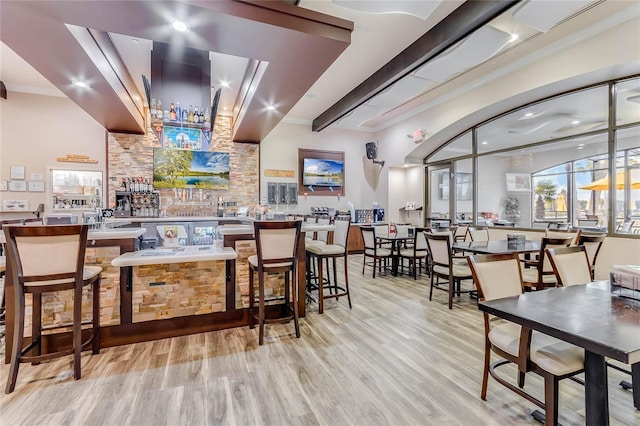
[312,0,522,132]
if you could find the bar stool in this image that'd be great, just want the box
[305,217,352,314]
[248,220,301,345]
[3,224,102,393]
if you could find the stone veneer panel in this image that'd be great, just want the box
[107,115,259,213]
[132,260,226,322]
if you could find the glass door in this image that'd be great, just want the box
[427,164,452,228]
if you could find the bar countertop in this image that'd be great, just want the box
[112,245,237,267]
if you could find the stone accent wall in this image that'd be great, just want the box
[85,246,121,325]
[107,115,259,213]
[132,260,226,322]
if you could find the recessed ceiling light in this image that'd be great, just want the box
[73,81,90,88]
[577,146,584,150]
[305,93,317,99]
[222,106,227,111]
[524,112,533,117]
[509,34,519,42]
[572,120,581,125]
[171,21,189,32]
[131,38,139,44]
[578,143,585,147]
[481,141,488,145]
[266,105,275,111]
[220,81,230,88]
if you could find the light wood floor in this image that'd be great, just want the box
[1,255,638,425]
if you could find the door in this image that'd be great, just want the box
[427,164,452,227]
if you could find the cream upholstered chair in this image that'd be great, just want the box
[248,220,301,345]
[425,232,473,309]
[545,228,581,246]
[398,229,429,280]
[546,246,592,287]
[361,226,392,278]
[521,237,573,291]
[4,224,102,393]
[577,234,605,279]
[466,226,490,242]
[306,217,352,314]
[467,253,584,425]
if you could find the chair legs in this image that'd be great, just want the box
[481,339,491,400]
[6,287,25,394]
[314,253,351,314]
[543,374,559,426]
[73,286,82,380]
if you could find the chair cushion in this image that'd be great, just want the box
[247,255,292,269]
[433,263,472,278]
[0,256,5,273]
[399,249,428,258]
[489,322,521,357]
[521,268,557,284]
[24,265,102,287]
[305,239,326,248]
[306,244,345,256]
[531,337,584,376]
[365,248,392,257]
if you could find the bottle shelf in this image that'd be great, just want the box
[151,119,209,130]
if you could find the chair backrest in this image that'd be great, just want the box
[577,234,605,270]
[360,226,376,250]
[373,224,388,237]
[396,224,411,237]
[253,221,301,266]
[414,230,428,251]
[545,228,581,246]
[467,226,489,242]
[316,217,332,243]
[538,236,573,273]
[4,224,88,286]
[577,219,599,227]
[425,233,452,267]
[467,253,523,301]
[546,246,592,286]
[332,217,351,248]
[618,220,635,233]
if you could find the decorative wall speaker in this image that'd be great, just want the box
[365,142,377,159]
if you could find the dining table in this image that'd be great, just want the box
[452,239,541,255]
[375,232,415,276]
[479,281,640,425]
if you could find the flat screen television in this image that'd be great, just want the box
[153,147,230,190]
[302,158,344,187]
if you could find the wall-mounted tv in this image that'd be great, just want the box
[302,158,344,187]
[153,148,229,189]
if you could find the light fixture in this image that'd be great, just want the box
[171,21,189,32]
[524,112,533,117]
[572,120,581,125]
[481,141,488,145]
[266,105,275,111]
[73,81,90,88]
[220,81,230,88]
[509,33,519,42]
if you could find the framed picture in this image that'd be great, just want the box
[9,180,27,192]
[0,180,7,191]
[10,166,25,180]
[506,173,531,192]
[2,199,28,211]
[28,181,45,192]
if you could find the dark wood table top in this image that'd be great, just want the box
[453,239,541,254]
[479,281,640,364]
[376,233,414,241]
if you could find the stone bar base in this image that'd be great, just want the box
[132,260,226,322]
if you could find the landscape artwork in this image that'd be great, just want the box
[153,148,230,189]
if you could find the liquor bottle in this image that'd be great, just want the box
[199,107,205,123]
[150,99,157,119]
[188,105,194,123]
[181,105,188,122]
[169,103,177,121]
[193,106,199,123]
[156,99,163,120]
[176,102,182,122]
[204,108,211,123]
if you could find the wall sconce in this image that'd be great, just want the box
[303,192,308,201]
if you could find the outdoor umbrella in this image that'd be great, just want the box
[579,171,640,190]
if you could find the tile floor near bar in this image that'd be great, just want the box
[1,255,638,425]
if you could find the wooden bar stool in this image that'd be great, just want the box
[3,224,102,393]
[248,220,301,345]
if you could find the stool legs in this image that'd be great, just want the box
[92,280,100,354]
[6,288,25,394]
[291,269,300,338]
[32,293,42,364]
[258,271,266,346]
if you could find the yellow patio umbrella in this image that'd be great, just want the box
[556,192,567,211]
[579,171,640,190]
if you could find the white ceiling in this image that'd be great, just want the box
[1,0,638,136]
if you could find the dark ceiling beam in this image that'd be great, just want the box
[312,0,522,132]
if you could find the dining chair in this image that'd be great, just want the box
[577,219,599,227]
[454,225,468,242]
[248,220,302,345]
[521,236,573,291]
[547,222,570,230]
[466,226,490,242]
[306,217,352,314]
[545,228,581,246]
[577,234,605,279]
[546,246,592,287]
[617,220,635,234]
[398,229,429,280]
[425,232,473,309]
[3,224,102,393]
[467,252,584,426]
[361,226,393,278]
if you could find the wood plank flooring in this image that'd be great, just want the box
[1,255,638,425]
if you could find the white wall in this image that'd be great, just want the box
[0,92,105,217]
[260,122,377,214]
[388,165,424,224]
